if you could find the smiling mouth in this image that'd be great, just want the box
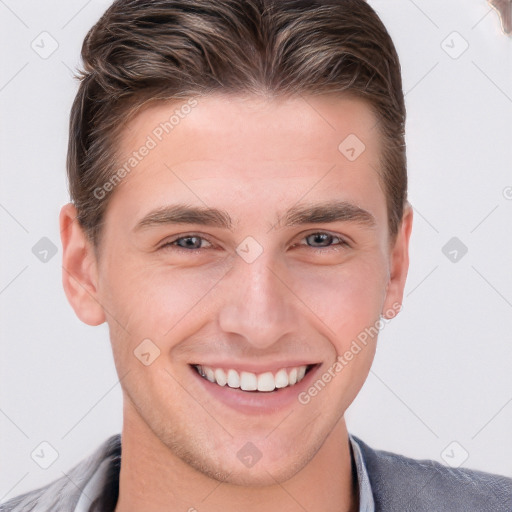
[193,364,316,392]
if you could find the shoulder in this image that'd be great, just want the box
[351,435,512,512]
[0,435,121,512]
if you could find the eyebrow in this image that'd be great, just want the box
[133,200,377,232]
[134,204,234,231]
[278,200,376,230]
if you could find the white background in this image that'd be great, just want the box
[1,0,511,500]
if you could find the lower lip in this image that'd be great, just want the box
[190,364,321,415]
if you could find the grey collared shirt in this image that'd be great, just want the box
[74,435,375,512]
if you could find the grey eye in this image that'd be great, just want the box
[305,233,337,247]
[175,236,204,249]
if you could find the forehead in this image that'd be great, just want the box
[107,93,386,231]
[120,92,379,168]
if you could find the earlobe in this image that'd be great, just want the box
[59,203,106,326]
[382,203,413,318]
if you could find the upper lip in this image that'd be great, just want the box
[190,361,319,374]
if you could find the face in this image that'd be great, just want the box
[62,93,411,485]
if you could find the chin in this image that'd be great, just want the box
[172,435,321,487]
[189,457,308,487]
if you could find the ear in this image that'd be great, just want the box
[382,203,413,319]
[59,203,106,326]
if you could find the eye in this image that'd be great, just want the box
[299,232,350,250]
[160,235,213,251]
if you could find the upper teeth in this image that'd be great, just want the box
[195,365,308,392]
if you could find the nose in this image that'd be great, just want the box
[217,252,296,350]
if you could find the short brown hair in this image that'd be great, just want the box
[68,0,407,247]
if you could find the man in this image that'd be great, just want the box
[2,0,511,511]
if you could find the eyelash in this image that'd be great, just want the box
[159,232,350,253]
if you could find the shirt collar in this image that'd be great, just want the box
[74,456,113,512]
[349,433,376,512]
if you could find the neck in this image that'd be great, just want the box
[114,411,357,512]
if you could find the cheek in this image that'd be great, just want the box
[294,258,386,411]
[293,253,388,343]
[99,258,227,342]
